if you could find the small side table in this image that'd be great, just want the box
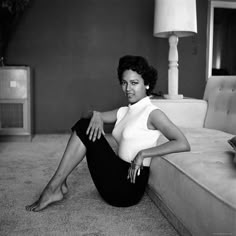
[151,98,208,128]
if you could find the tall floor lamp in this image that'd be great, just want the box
[153,0,197,99]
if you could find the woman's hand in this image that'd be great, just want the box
[86,111,105,142]
[127,151,144,184]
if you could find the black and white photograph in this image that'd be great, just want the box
[0,0,236,235]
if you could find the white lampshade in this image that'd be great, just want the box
[153,0,197,38]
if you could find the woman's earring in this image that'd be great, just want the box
[146,85,150,90]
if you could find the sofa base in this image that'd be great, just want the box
[146,186,192,236]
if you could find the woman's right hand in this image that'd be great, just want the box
[86,111,105,142]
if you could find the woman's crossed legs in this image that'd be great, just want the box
[25,130,86,212]
[26,119,149,212]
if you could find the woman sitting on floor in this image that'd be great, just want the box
[26,55,190,212]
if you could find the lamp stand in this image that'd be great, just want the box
[164,34,183,99]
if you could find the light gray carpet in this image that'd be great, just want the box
[0,134,179,236]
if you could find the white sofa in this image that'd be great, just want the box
[148,76,236,236]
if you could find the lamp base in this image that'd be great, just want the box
[164,94,183,99]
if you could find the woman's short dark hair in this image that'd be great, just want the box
[117,55,158,95]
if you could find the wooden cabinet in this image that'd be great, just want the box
[0,67,32,141]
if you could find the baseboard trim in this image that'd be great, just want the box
[146,186,192,236]
[0,135,33,142]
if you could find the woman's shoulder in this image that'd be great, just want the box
[146,100,162,115]
[148,107,173,130]
[117,105,129,113]
[116,106,129,121]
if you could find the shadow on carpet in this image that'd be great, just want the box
[0,135,178,236]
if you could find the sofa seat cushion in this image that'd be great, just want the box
[148,128,236,235]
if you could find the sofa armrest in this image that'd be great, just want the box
[151,98,208,128]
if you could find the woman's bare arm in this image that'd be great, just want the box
[140,109,190,158]
[100,109,119,123]
[128,109,190,183]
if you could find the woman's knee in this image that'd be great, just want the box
[71,118,90,135]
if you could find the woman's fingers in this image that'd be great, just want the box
[137,168,140,176]
[130,166,142,183]
[86,111,104,141]
[127,168,131,179]
[97,129,102,140]
[127,166,140,184]
[88,124,104,141]
[88,126,94,140]
[86,124,91,135]
[128,167,133,180]
[86,119,94,136]
[86,119,97,140]
[132,169,137,183]
[92,127,99,142]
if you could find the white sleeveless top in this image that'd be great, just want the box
[112,96,161,166]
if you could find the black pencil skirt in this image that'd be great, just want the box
[71,118,150,207]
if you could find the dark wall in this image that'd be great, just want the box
[7,0,208,133]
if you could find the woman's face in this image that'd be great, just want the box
[121,69,147,104]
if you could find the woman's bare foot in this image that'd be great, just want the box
[25,186,64,212]
[61,179,68,195]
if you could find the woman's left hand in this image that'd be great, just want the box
[127,152,144,184]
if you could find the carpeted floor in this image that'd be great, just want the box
[0,134,179,236]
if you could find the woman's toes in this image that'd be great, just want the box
[32,205,42,212]
[25,201,39,211]
[61,183,68,195]
[27,190,64,212]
